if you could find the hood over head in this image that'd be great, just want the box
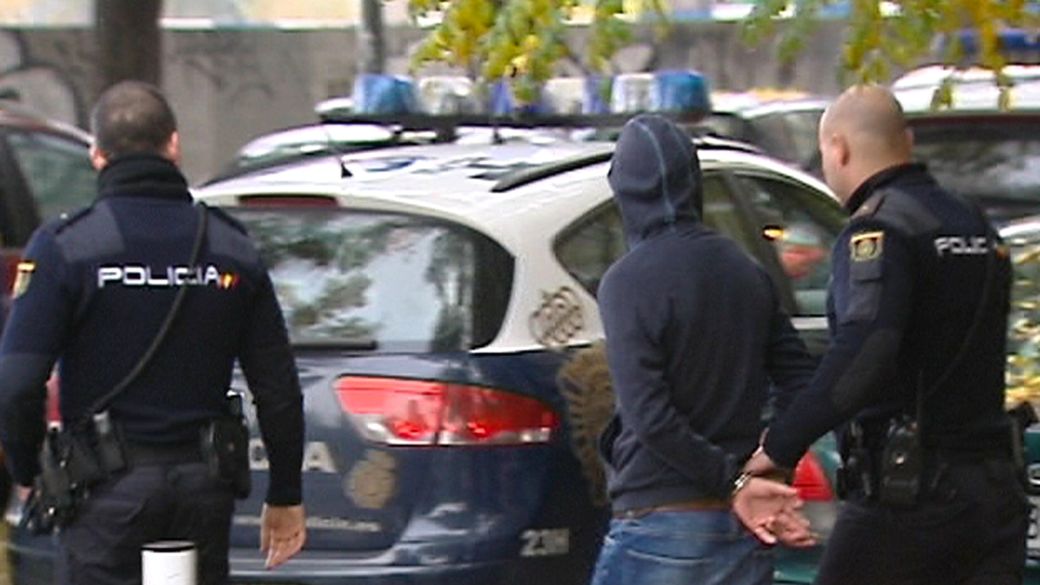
[608,114,702,246]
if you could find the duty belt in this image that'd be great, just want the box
[124,440,204,466]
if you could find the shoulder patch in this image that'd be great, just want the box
[11,261,35,299]
[850,231,884,262]
[207,206,249,235]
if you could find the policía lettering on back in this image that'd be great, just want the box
[933,235,989,257]
[97,264,239,289]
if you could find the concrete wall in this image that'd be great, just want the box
[0,21,877,184]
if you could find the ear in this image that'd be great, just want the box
[89,144,108,171]
[904,127,914,151]
[835,134,851,167]
[163,131,182,166]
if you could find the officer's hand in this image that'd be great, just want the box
[16,485,31,503]
[260,503,306,569]
[732,477,802,545]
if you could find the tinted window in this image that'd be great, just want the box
[912,122,1040,223]
[231,208,513,352]
[554,174,743,297]
[7,131,95,221]
[751,111,823,170]
[737,174,845,315]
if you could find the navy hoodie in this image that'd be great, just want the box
[597,114,814,510]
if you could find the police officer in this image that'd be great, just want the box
[740,85,1028,584]
[0,81,306,585]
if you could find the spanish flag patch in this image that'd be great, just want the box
[11,261,35,299]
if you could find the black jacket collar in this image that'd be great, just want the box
[97,154,190,202]
[845,162,927,214]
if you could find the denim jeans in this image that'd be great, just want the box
[590,509,774,585]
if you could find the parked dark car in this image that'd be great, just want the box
[700,94,829,175]
[0,102,95,285]
[0,102,93,512]
[894,64,1040,225]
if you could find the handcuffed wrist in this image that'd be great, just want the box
[731,471,754,499]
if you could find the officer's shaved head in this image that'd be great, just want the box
[817,85,913,202]
[90,81,178,161]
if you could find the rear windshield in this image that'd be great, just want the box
[912,120,1040,222]
[229,207,514,352]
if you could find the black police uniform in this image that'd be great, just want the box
[0,154,304,585]
[763,163,1028,584]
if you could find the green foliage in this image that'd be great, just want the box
[409,0,668,105]
[742,0,1040,104]
[1007,241,1040,410]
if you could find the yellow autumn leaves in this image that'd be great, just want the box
[408,0,666,105]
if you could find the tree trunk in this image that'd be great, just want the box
[95,0,164,96]
[357,0,386,75]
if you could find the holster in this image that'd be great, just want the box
[836,420,878,501]
[878,416,924,508]
[200,391,251,499]
[22,412,128,535]
[836,417,927,508]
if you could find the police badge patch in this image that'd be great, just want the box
[850,231,884,262]
[11,261,35,299]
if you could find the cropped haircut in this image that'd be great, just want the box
[90,81,177,159]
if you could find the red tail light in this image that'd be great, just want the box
[335,376,559,446]
[792,451,834,501]
[46,373,61,425]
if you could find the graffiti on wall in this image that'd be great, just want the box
[0,29,90,126]
[166,32,277,103]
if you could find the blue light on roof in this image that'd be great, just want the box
[939,29,1040,64]
[583,76,611,115]
[353,74,421,115]
[653,70,711,113]
[489,81,549,116]
[609,70,711,116]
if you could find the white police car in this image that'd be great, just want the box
[169,128,844,584]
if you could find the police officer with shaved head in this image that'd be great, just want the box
[0,81,306,584]
[740,84,1028,584]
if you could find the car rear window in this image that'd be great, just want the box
[229,207,514,352]
[911,120,1040,222]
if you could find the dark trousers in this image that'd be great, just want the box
[815,459,1029,585]
[57,461,235,585]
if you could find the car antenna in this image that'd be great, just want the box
[314,97,356,179]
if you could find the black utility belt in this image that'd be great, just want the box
[23,403,251,535]
[838,417,1011,507]
[124,439,205,466]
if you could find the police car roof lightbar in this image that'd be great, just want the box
[319,71,713,135]
[937,29,1040,65]
[316,110,711,132]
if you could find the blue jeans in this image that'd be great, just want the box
[590,509,774,585]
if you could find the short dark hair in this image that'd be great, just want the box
[90,81,177,159]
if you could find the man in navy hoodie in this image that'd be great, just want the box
[591,114,816,585]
